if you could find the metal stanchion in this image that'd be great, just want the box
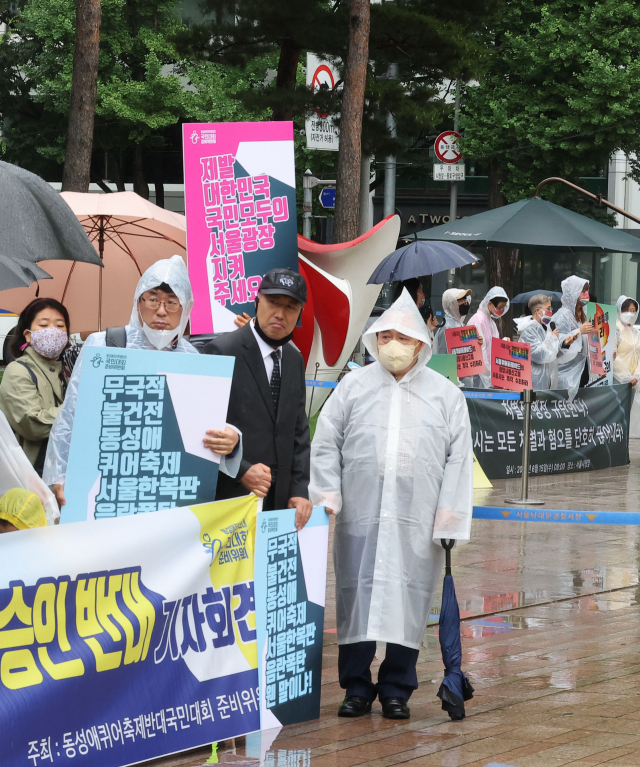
[506,388,544,505]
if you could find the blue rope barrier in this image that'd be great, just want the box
[463,390,522,401]
[305,380,338,389]
[473,506,640,526]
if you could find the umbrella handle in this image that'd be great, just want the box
[440,539,454,575]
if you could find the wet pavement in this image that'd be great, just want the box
[144,446,640,767]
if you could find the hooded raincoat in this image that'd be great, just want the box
[434,289,470,355]
[0,410,58,524]
[461,287,510,388]
[552,276,589,400]
[613,295,640,437]
[43,256,241,486]
[310,290,473,649]
[517,316,560,390]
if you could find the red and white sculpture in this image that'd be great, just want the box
[294,215,401,415]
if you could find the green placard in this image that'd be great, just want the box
[427,353,459,383]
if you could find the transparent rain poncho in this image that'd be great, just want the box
[552,275,589,400]
[518,315,560,390]
[0,410,58,525]
[43,256,240,486]
[310,289,473,649]
[613,295,640,437]
[434,288,469,355]
[461,287,510,388]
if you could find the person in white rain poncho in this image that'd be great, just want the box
[517,294,561,390]
[552,276,592,400]
[310,290,473,721]
[461,287,510,388]
[43,256,242,508]
[613,295,640,437]
[433,288,473,355]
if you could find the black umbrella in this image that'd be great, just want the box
[417,197,640,253]
[511,290,562,304]
[0,256,52,291]
[437,540,474,721]
[367,240,480,284]
[0,161,101,266]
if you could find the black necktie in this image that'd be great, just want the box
[269,350,281,410]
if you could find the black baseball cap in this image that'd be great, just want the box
[259,268,307,306]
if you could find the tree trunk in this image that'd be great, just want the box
[61,0,102,192]
[154,151,165,208]
[333,0,370,244]
[487,159,518,339]
[133,144,149,199]
[272,38,302,122]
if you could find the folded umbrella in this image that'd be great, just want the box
[367,240,480,284]
[437,539,474,720]
[0,256,51,291]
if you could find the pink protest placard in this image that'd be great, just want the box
[183,122,299,334]
[444,325,486,376]
[491,339,533,392]
[588,330,605,377]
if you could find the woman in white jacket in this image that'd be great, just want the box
[613,295,640,437]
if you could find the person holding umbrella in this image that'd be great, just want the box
[552,276,592,399]
[392,278,440,341]
[310,290,473,720]
[434,288,475,355]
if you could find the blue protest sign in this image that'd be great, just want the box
[62,347,234,524]
[254,507,329,727]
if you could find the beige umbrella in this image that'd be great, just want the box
[0,192,186,333]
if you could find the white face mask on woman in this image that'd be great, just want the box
[620,311,638,327]
[378,339,419,373]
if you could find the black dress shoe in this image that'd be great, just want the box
[381,696,410,719]
[338,695,372,717]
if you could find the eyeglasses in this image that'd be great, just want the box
[140,295,182,312]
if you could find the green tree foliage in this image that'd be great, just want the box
[0,0,273,186]
[176,0,499,158]
[462,0,640,210]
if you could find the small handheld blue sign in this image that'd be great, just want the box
[319,187,336,209]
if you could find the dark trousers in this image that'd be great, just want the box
[338,641,420,702]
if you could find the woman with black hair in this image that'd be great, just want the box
[0,298,70,475]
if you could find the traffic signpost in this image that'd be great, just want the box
[319,187,336,209]
[305,53,340,151]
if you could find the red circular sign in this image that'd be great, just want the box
[311,64,336,119]
[434,131,462,164]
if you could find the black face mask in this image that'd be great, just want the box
[253,299,299,347]
[459,303,470,316]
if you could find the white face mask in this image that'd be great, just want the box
[141,322,180,350]
[378,339,419,373]
[620,311,638,327]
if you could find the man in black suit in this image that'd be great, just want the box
[204,268,313,529]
